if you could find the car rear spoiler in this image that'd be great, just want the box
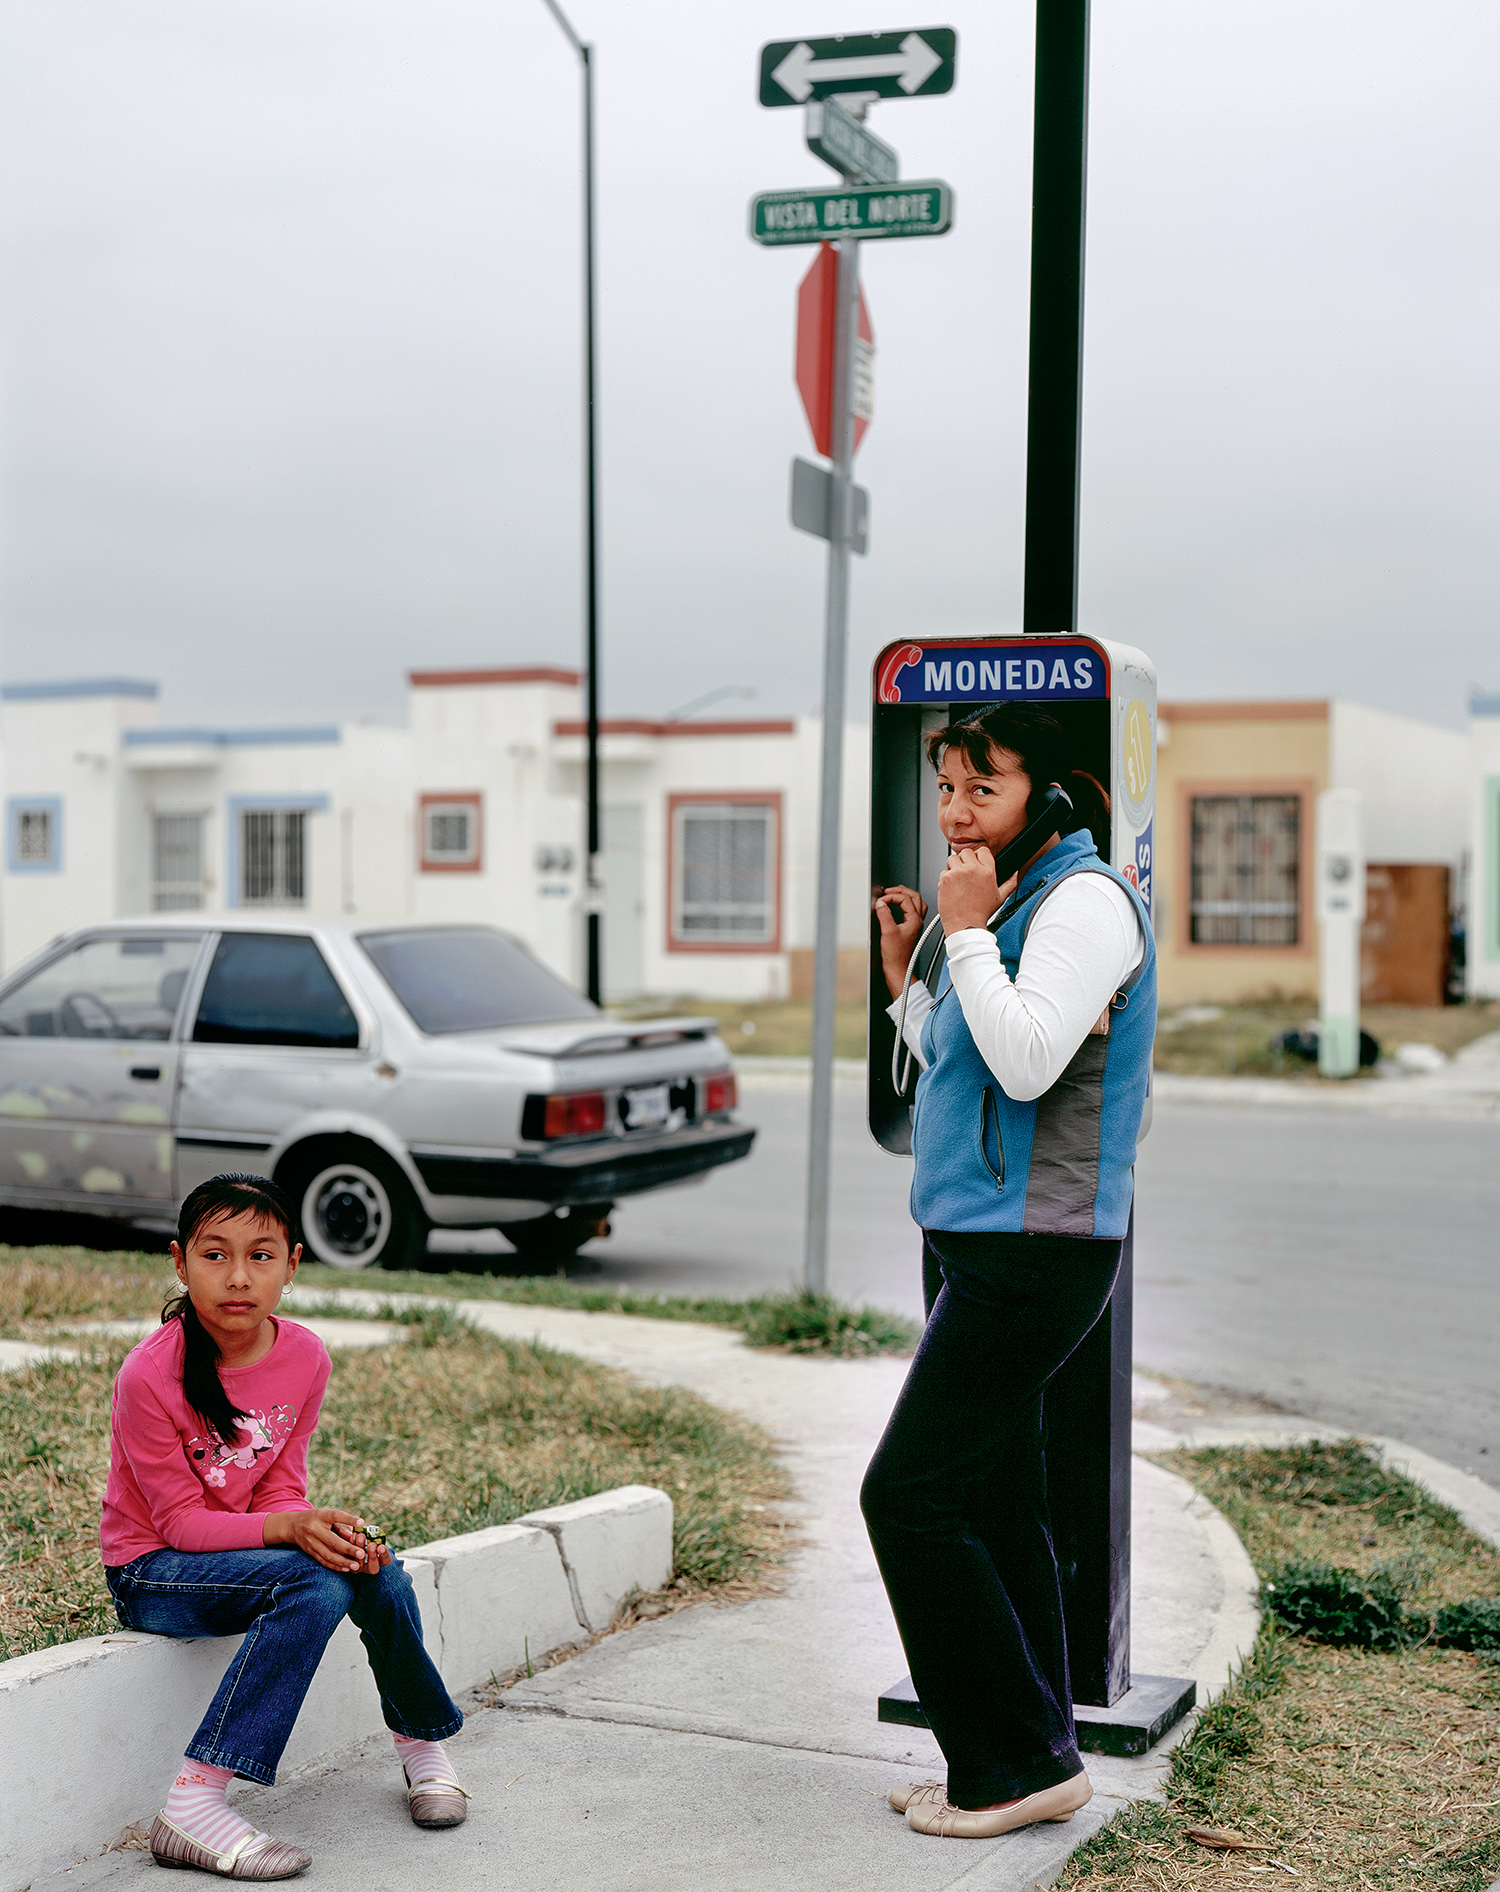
[491,1016,724,1059]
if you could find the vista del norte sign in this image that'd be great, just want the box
[875,640,1107,705]
[751,181,953,245]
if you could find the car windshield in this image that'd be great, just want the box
[357,926,598,1034]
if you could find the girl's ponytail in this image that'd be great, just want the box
[163,1172,296,1447]
[163,1285,251,1447]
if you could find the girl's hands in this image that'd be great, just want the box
[937,846,1017,936]
[874,885,929,999]
[264,1508,394,1575]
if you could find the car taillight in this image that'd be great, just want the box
[703,1072,737,1114]
[541,1091,608,1139]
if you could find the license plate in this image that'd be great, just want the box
[623,1083,672,1129]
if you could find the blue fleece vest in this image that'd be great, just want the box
[909,829,1156,1238]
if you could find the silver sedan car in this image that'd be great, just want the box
[0,917,753,1268]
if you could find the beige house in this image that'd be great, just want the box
[1153,698,1465,1008]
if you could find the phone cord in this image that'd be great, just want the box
[891,899,1007,1098]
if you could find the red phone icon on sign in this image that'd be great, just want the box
[877,644,923,704]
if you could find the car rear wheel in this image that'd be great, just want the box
[284,1144,431,1272]
[499,1204,612,1267]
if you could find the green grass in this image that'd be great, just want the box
[317,1276,920,1359]
[0,1305,790,1664]
[0,1242,920,1358]
[1153,1000,1500,1080]
[1059,1442,1500,1892]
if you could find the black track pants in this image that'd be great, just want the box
[860,1228,1122,1809]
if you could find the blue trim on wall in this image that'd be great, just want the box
[6,796,63,873]
[226,794,332,909]
[1,678,158,702]
[1470,694,1500,719]
[124,725,341,747]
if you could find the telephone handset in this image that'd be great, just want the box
[889,780,1075,1096]
[986,781,1074,890]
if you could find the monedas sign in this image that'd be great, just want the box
[875,641,1106,705]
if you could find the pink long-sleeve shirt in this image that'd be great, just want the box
[100,1316,332,1566]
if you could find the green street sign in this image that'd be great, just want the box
[750,180,953,246]
[806,98,900,186]
[758,28,957,107]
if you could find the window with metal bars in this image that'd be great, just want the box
[1190,795,1300,945]
[153,813,204,911]
[241,809,306,907]
[671,801,777,946]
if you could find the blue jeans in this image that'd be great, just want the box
[106,1548,463,1786]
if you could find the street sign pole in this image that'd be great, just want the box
[803,230,861,1298]
[754,23,957,1297]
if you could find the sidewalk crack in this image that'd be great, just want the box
[527,1524,592,1634]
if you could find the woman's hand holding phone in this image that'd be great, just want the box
[874,884,929,999]
[938,846,1018,936]
[264,1507,394,1575]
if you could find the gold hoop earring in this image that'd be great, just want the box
[280,1281,294,1302]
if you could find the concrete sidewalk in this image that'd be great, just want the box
[53,1301,1260,1892]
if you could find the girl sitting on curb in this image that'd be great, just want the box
[101,1173,468,1881]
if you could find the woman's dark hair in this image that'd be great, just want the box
[925,703,1111,856]
[162,1173,297,1446]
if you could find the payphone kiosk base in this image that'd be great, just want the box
[876,1669,1196,1759]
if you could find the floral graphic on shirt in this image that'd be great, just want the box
[186,1404,297,1487]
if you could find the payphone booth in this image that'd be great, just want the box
[869,633,1192,1748]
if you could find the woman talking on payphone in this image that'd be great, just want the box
[861,702,1155,1841]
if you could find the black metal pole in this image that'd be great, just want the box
[541,0,603,1004]
[881,0,1195,1752]
[1019,0,1129,1706]
[581,42,602,1004]
[1021,0,1089,637]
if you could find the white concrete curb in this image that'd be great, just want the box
[0,1485,672,1892]
[1368,1438,1500,1550]
[1177,1481,1262,1705]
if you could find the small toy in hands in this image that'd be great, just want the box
[360,1524,388,1549]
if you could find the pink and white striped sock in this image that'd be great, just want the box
[161,1760,257,1857]
[393,1734,459,1787]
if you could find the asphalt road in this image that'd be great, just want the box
[10,1068,1498,1484]
[596,1072,1500,1486]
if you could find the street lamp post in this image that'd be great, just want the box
[540,0,603,1003]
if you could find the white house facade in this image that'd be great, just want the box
[0,668,873,1002]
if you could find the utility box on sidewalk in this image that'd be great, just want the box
[868,633,1193,1747]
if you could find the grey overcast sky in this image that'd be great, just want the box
[0,1,1495,730]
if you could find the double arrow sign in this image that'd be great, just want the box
[757,28,957,107]
[749,27,957,248]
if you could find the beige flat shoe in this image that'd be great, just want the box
[888,1780,948,1815]
[405,1767,470,1829]
[905,1769,1093,1838]
[149,1814,310,1879]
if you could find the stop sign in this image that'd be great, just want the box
[795,242,874,460]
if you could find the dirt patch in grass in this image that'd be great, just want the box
[1059,1442,1500,1892]
[1153,1000,1500,1081]
[1172,1441,1500,1611]
[0,1306,790,1663]
[0,1245,166,1338]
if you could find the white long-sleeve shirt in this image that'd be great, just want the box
[888,871,1146,1102]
